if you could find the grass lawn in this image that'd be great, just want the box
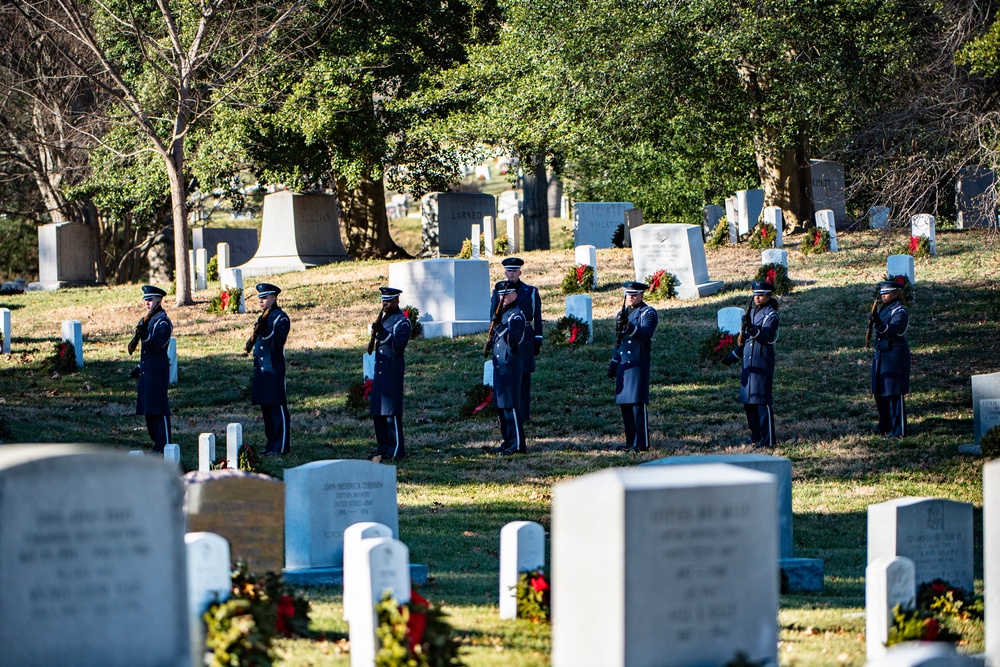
[1,226,998,665]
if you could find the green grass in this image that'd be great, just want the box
[1,227,997,665]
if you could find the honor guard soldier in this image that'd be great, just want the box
[490,258,543,433]
[245,283,291,455]
[868,280,910,437]
[368,286,411,461]
[127,285,172,452]
[609,281,658,452]
[723,280,780,447]
[487,280,526,456]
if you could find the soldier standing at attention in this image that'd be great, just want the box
[723,280,780,448]
[127,285,172,452]
[488,280,526,456]
[246,283,291,455]
[610,281,658,452]
[368,286,411,461]
[868,280,910,437]
[490,257,543,449]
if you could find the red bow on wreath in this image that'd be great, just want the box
[472,388,493,414]
[220,290,230,311]
[761,226,768,239]
[894,275,906,285]
[362,378,373,400]
[403,309,410,319]
[576,265,586,284]
[568,323,581,344]
[714,333,734,352]
[813,231,821,246]
[766,268,777,284]
[406,591,429,651]
[650,270,665,291]
[908,236,920,253]
[275,594,296,637]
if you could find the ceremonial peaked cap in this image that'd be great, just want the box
[502,257,525,269]
[495,280,516,294]
[141,285,166,300]
[751,280,775,295]
[379,287,403,300]
[255,283,281,297]
[878,280,902,294]
[622,281,648,294]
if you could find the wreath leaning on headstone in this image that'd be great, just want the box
[561,265,595,294]
[48,340,77,373]
[459,383,493,418]
[754,263,792,295]
[800,228,830,255]
[644,270,677,300]
[514,569,551,623]
[872,274,914,305]
[374,590,464,667]
[207,287,242,314]
[699,329,738,362]
[401,305,423,338]
[547,315,589,347]
[891,235,932,258]
[705,216,730,249]
[746,223,777,250]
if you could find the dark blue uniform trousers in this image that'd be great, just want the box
[145,414,171,452]
[498,408,525,452]
[620,404,649,450]
[373,415,405,458]
[875,395,906,437]
[744,404,775,448]
[261,404,290,454]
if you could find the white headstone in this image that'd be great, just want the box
[573,202,634,248]
[630,224,724,299]
[506,213,521,254]
[910,214,936,256]
[815,209,839,252]
[718,307,745,335]
[762,206,783,248]
[761,249,788,268]
[362,352,375,381]
[973,373,1000,447]
[221,268,245,314]
[0,445,190,665]
[388,259,491,338]
[985,459,1000,664]
[981,399,1000,445]
[216,242,230,274]
[470,224,481,258]
[865,643,979,667]
[867,497,974,591]
[128,450,145,456]
[168,337,178,385]
[164,443,181,465]
[226,423,242,470]
[869,206,890,230]
[60,319,83,368]
[483,359,494,387]
[185,532,232,667]
[724,197,739,244]
[342,522,393,623]
[188,249,196,289]
[574,245,598,287]
[195,248,208,291]
[565,295,594,343]
[198,433,216,472]
[347,538,411,667]
[552,464,778,667]
[1,307,10,354]
[499,521,546,620]
[865,556,916,660]
[886,255,915,284]
[737,189,764,236]
[483,215,495,256]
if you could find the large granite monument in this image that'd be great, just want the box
[420,192,497,257]
[388,258,491,338]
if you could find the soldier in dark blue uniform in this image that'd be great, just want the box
[246,283,291,455]
[610,281,658,452]
[369,286,411,461]
[723,280,780,447]
[488,280,526,456]
[870,280,910,437]
[490,257,543,449]
[128,285,172,452]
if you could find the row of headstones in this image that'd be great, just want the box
[468,214,522,258]
[134,424,246,469]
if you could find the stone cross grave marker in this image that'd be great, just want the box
[226,423,242,469]
[1,307,10,354]
[499,521,545,620]
[164,443,180,465]
[761,249,788,268]
[185,532,231,667]
[703,204,724,239]
[630,224,723,299]
[724,197,739,244]
[566,295,593,343]
[763,206,784,248]
[869,206,890,229]
[347,538,411,667]
[221,268,245,314]
[574,202,633,248]
[184,469,285,573]
[506,213,521,254]
[867,497,973,592]
[342,521,393,623]
[198,433,216,472]
[483,215,495,256]
[388,259,491,338]
[866,556,916,660]
[61,319,84,367]
[552,464,778,667]
[972,372,1000,447]
[168,337,178,385]
[718,307,744,336]
[195,248,208,291]
[0,445,189,666]
[887,255,915,284]
[737,189,764,236]
[470,224,481,258]
[574,245,598,287]
[911,214,937,256]
[816,209,839,251]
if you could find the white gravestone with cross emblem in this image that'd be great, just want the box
[718,307,745,336]
[866,556,916,660]
[574,245,598,287]
[816,209,839,252]
[499,521,546,619]
[911,214,937,256]
[763,206,783,248]
[761,249,788,268]
[348,538,412,667]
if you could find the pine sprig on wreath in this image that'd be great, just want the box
[459,384,493,418]
[548,315,589,346]
[754,263,792,295]
[800,228,831,255]
[699,329,738,362]
[402,305,423,338]
[374,590,464,667]
[645,270,677,299]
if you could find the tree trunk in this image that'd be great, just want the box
[755,142,811,233]
[520,153,550,251]
[336,173,410,260]
[165,149,192,305]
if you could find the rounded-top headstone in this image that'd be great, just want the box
[761,249,788,268]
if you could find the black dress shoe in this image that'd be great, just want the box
[499,446,522,456]
[613,444,633,452]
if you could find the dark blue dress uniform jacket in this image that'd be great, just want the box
[371,310,411,416]
[613,304,658,405]
[252,306,290,406]
[136,308,172,415]
[871,301,910,396]
[736,303,779,405]
[491,305,525,410]
[491,281,542,373]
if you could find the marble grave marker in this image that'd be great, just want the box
[630,224,723,299]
